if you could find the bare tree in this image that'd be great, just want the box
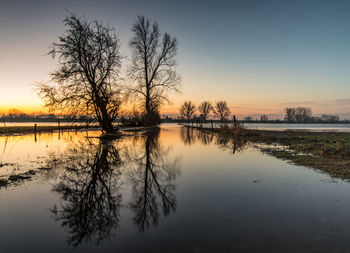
[37,14,122,133]
[295,107,312,122]
[284,107,312,122]
[284,107,295,122]
[260,114,268,122]
[198,101,213,121]
[213,101,230,123]
[128,16,180,124]
[179,101,196,123]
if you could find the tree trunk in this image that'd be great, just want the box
[145,88,151,115]
[95,96,115,134]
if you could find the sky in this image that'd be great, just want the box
[1,0,350,118]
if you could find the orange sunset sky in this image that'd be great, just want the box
[1,0,350,119]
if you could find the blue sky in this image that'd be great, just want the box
[1,0,350,117]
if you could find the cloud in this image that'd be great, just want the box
[324,99,350,106]
[281,98,350,107]
[280,101,316,105]
[229,106,245,109]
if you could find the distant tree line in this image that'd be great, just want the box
[284,107,312,122]
[175,103,346,124]
[284,107,341,123]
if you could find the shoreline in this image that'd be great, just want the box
[0,125,99,136]
[1,122,350,136]
[0,125,158,137]
[186,125,350,181]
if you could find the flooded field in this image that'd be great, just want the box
[1,124,350,252]
[198,123,350,132]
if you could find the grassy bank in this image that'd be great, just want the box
[189,125,350,181]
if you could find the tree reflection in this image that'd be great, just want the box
[180,126,215,146]
[180,126,197,145]
[51,138,122,246]
[180,126,247,154]
[125,128,180,232]
[50,128,181,245]
[215,135,247,154]
[197,131,214,145]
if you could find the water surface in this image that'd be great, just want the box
[1,125,350,252]
[198,122,350,132]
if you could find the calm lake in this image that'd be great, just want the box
[1,124,350,252]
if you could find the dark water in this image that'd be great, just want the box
[1,124,350,252]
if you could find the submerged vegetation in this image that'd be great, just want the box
[0,169,40,188]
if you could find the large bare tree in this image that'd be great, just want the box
[128,16,180,124]
[198,101,213,121]
[37,14,122,133]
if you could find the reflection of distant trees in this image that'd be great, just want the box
[51,139,122,246]
[124,128,180,231]
[215,135,247,154]
[180,126,246,154]
[180,127,214,146]
[180,126,197,145]
[197,131,214,145]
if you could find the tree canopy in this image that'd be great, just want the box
[37,14,123,133]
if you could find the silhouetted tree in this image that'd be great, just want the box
[213,101,230,123]
[260,114,268,122]
[179,101,196,123]
[284,107,312,122]
[37,14,122,133]
[295,107,312,122]
[284,107,295,122]
[198,101,213,121]
[128,16,180,125]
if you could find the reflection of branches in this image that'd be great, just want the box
[180,127,214,146]
[197,131,214,145]
[215,135,247,154]
[180,127,197,145]
[180,126,246,154]
[51,139,122,246]
[125,128,180,232]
